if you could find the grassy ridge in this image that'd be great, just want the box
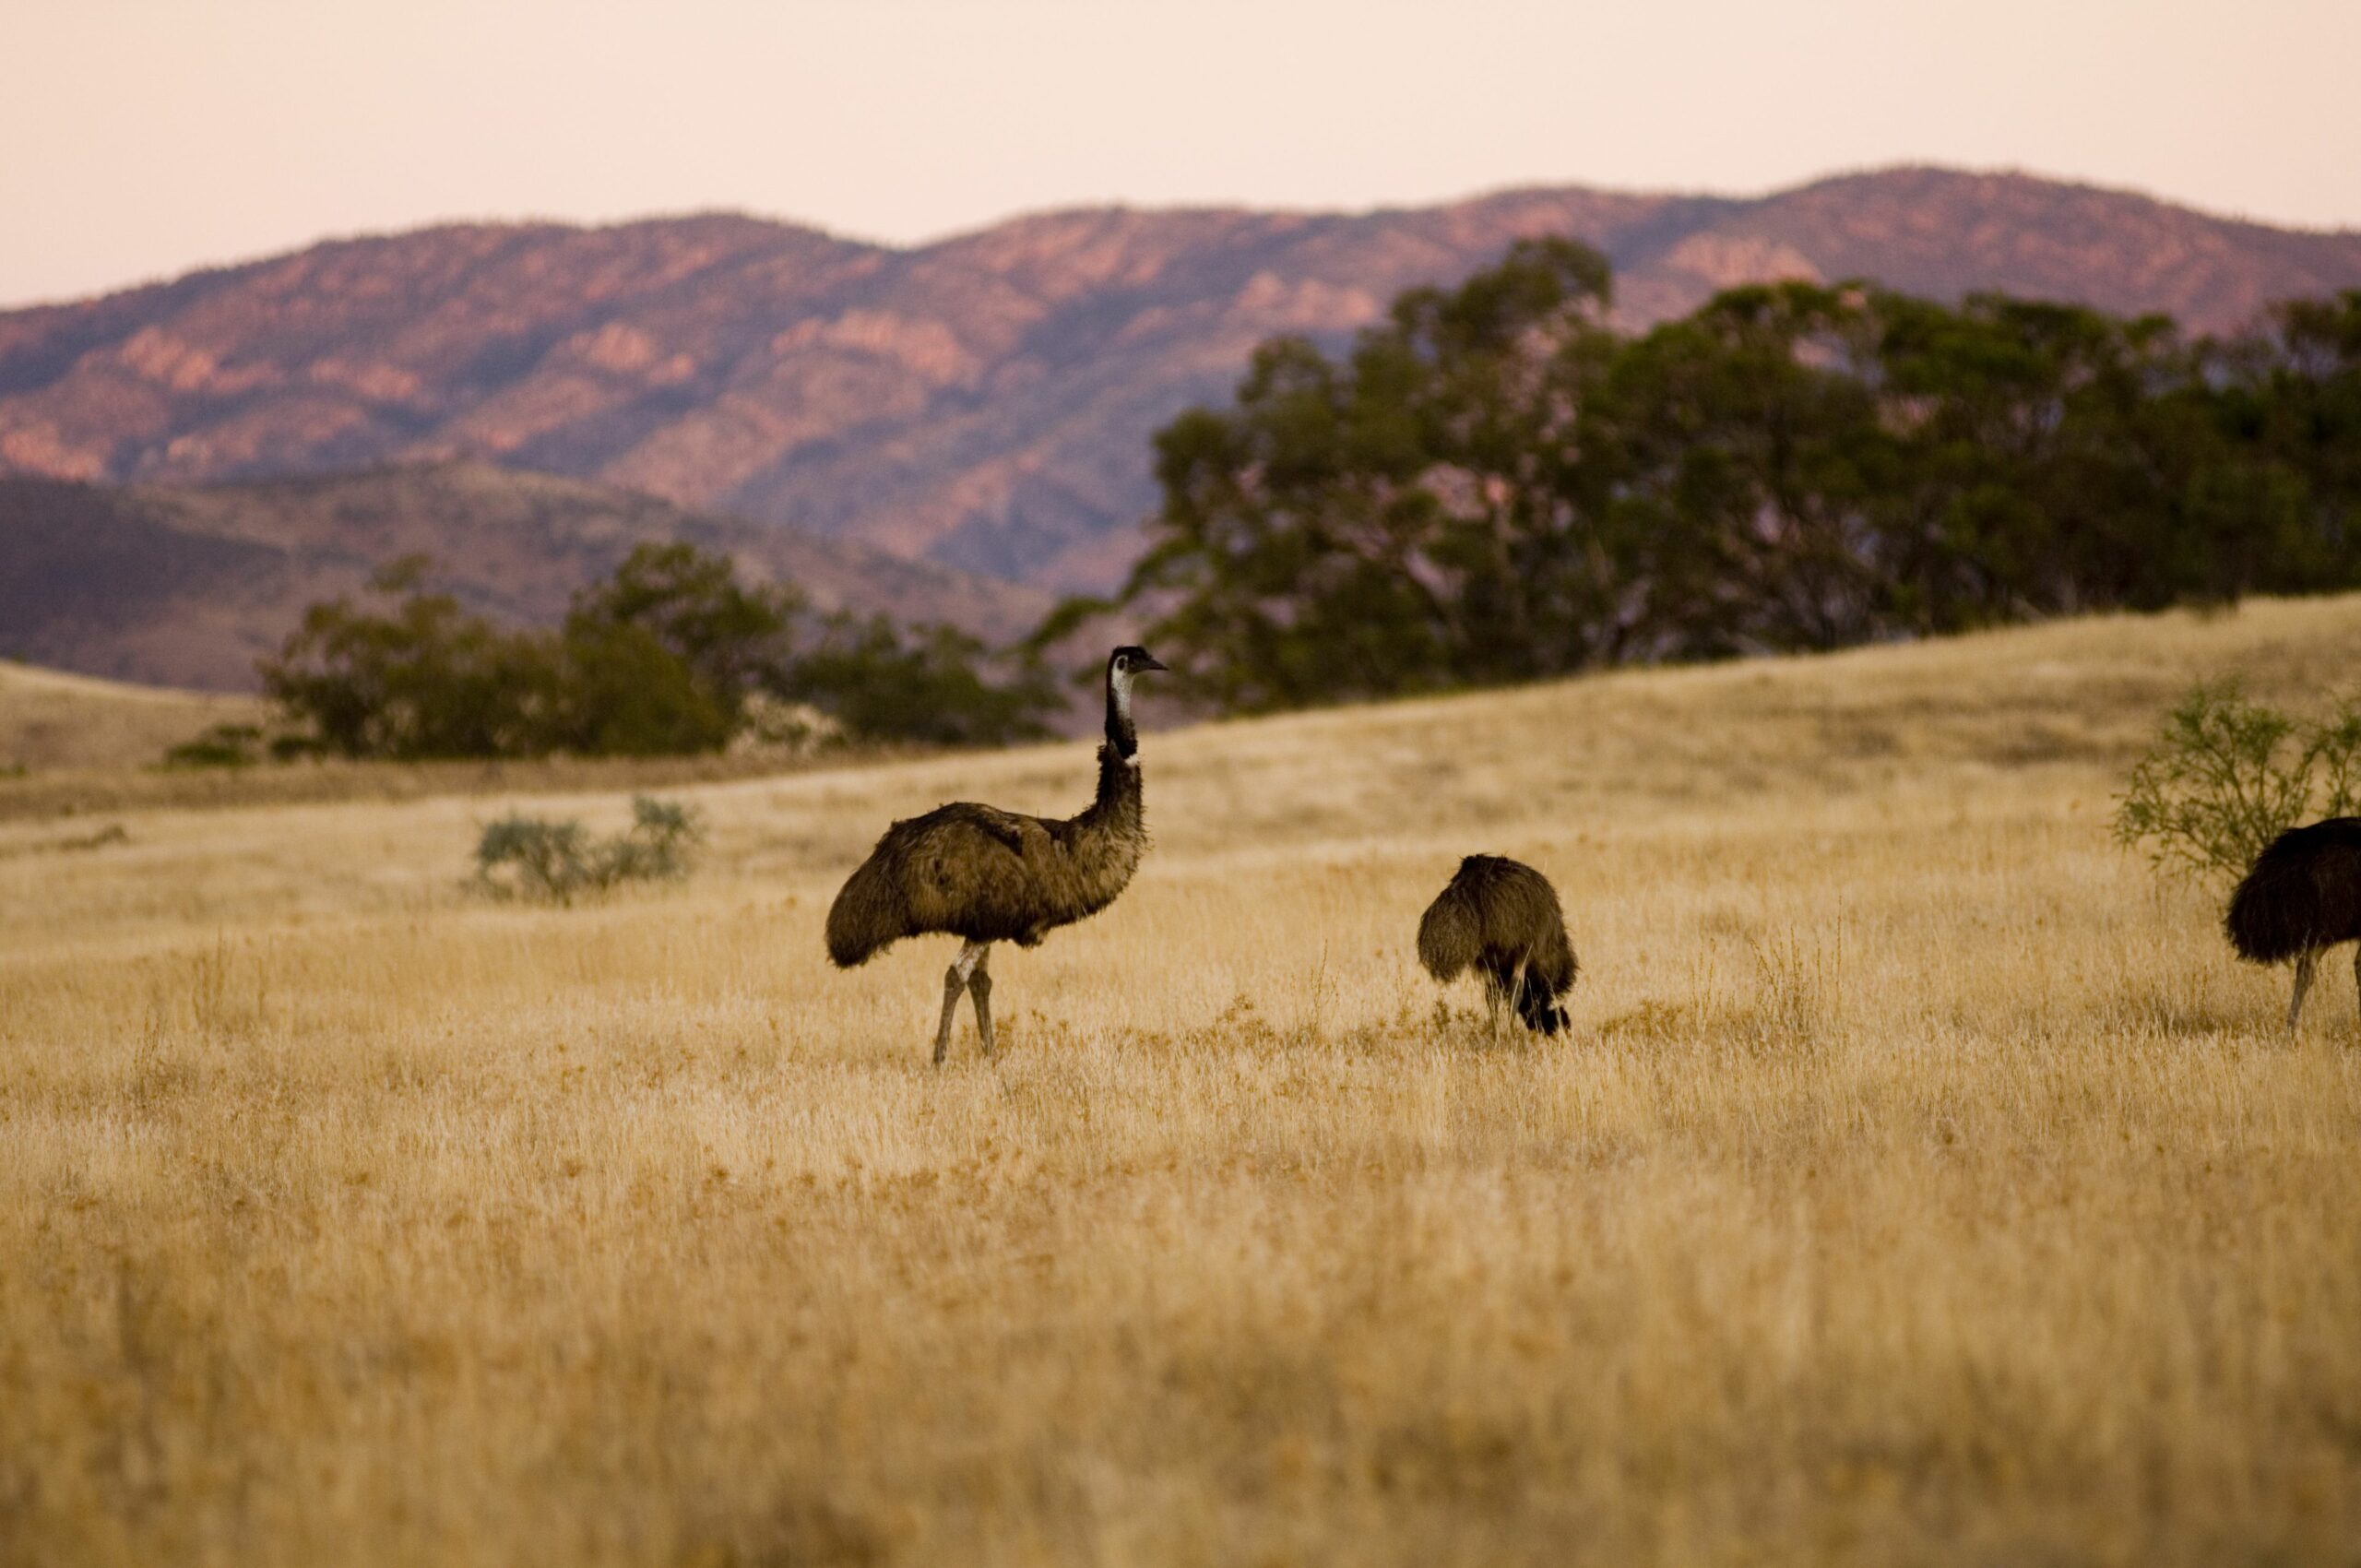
[3,598,2359,1563]
[0,659,258,774]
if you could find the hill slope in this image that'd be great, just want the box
[0,463,1050,690]
[3,166,2356,591]
[0,659,259,771]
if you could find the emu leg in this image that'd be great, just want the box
[933,940,988,1065]
[1507,957,1529,1038]
[2288,949,2319,1036]
[968,944,995,1057]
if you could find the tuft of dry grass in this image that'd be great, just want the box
[5,599,2361,1565]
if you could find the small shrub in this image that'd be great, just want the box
[163,723,266,769]
[600,796,704,885]
[473,795,706,903]
[2114,680,2361,881]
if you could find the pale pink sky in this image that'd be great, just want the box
[6,0,2357,307]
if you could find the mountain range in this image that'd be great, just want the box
[4,163,2360,683]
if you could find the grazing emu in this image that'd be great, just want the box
[2225,817,2361,1033]
[825,646,1168,1063]
[1417,854,1580,1036]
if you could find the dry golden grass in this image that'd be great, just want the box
[0,661,259,774]
[0,742,925,827]
[6,599,2361,1566]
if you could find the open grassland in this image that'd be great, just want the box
[0,661,258,775]
[6,599,2361,1566]
[0,743,913,828]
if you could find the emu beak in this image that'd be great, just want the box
[1137,652,1169,672]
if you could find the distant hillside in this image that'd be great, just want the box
[0,463,1049,691]
[0,659,259,771]
[3,166,2357,591]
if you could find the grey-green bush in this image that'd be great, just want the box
[473,795,705,904]
[2114,681,2361,882]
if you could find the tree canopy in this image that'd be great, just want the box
[262,543,1054,760]
[1062,241,2361,713]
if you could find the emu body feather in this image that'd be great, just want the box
[2226,817,2361,965]
[823,646,1165,1065]
[2224,817,2361,1034]
[825,749,1146,967]
[1418,854,1579,1035]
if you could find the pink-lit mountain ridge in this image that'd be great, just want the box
[6,165,2358,608]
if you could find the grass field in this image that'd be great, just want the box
[5,599,2361,1566]
[0,660,259,775]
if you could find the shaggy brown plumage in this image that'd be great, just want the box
[825,646,1165,1063]
[1417,854,1579,1036]
[2225,817,2361,1032]
[825,751,1148,964]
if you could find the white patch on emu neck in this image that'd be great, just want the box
[1108,664,1143,766]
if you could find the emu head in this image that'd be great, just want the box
[1103,646,1167,755]
[1107,645,1168,695]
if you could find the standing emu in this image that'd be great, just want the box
[825,646,1167,1063]
[2225,817,2361,1033]
[1417,854,1580,1036]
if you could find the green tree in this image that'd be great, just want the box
[564,542,800,716]
[551,542,801,755]
[549,619,734,756]
[259,557,557,760]
[791,615,1057,746]
[1109,237,1625,711]
[1048,237,2361,718]
[1598,282,1892,657]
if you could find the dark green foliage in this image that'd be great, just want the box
[259,557,559,760]
[546,618,734,757]
[1059,244,2361,712]
[791,616,1058,748]
[560,542,798,733]
[162,722,267,769]
[540,540,799,756]
[262,544,1054,759]
[2115,682,2361,882]
[473,794,705,903]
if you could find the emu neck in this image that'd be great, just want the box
[1085,669,1144,831]
[1083,742,1144,832]
[1104,669,1138,759]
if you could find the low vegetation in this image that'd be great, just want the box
[5,596,2360,1564]
[2115,680,2361,879]
[161,721,270,769]
[262,542,1055,762]
[472,795,705,903]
